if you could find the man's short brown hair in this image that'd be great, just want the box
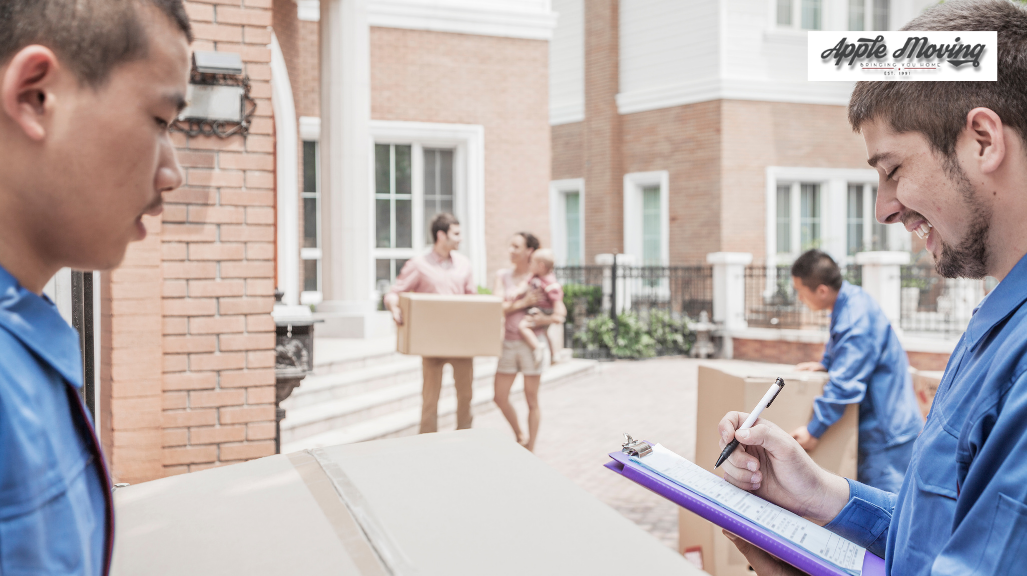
[430,212,459,243]
[848,0,1027,161]
[791,249,843,292]
[0,0,193,88]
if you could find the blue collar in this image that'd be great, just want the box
[963,253,1027,352]
[0,265,83,388]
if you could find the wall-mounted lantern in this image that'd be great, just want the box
[172,51,256,138]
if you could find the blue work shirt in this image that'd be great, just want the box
[825,253,1027,574]
[808,281,924,491]
[0,265,112,575]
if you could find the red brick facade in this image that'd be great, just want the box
[369,27,551,280]
[101,0,279,483]
[732,337,950,372]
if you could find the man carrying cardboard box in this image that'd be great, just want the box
[788,249,924,492]
[385,213,477,433]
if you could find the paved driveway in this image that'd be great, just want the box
[471,357,706,550]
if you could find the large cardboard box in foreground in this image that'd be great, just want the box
[680,363,859,576]
[111,430,702,575]
[396,293,503,357]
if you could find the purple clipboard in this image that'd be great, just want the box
[605,451,885,576]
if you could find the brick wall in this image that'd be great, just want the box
[621,101,722,265]
[582,0,623,261]
[732,337,951,371]
[720,100,869,261]
[100,0,279,482]
[369,27,551,281]
[551,121,583,182]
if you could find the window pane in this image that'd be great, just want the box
[439,150,454,195]
[847,184,863,256]
[566,192,581,266]
[304,259,318,293]
[375,259,392,295]
[776,185,791,254]
[303,197,317,249]
[777,0,792,25]
[800,183,820,250]
[873,0,889,30]
[871,187,888,250]
[396,259,409,279]
[376,199,392,248]
[848,0,864,30]
[424,149,437,197]
[801,0,821,29]
[396,199,412,248]
[375,144,390,196]
[303,141,318,193]
[642,186,661,265]
[395,145,412,196]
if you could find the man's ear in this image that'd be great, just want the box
[966,107,1005,175]
[1,45,60,141]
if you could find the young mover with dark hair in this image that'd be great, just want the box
[384,213,478,433]
[0,1,192,573]
[788,249,923,492]
[717,2,1027,574]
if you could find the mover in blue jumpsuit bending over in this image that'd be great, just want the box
[788,249,924,492]
[0,2,192,574]
[716,2,1027,574]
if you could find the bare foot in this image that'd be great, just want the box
[516,433,529,447]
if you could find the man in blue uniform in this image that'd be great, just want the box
[717,2,1027,574]
[787,250,924,493]
[0,1,191,574]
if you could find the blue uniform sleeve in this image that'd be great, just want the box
[926,370,1027,575]
[807,324,878,438]
[823,478,895,558]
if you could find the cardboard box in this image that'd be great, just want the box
[111,430,703,576]
[912,369,943,419]
[396,293,503,357]
[680,363,859,576]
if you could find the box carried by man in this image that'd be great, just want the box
[396,293,503,357]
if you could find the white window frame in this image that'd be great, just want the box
[369,121,486,294]
[772,0,829,30]
[623,171,670,266]
[549,178,585,266]
[299,117,323,306]
[847,0,891,31]
[765,166,910,267]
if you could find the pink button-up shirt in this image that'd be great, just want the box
[389,250,476,295]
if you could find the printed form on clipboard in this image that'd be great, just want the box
[606,438,882,576]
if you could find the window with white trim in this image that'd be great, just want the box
[776,0,822,29]
[373,142,458,295]
[767,167,910,265]
[301,140,322,304]
[848,0,890,31]
[623,171,669,266]
[549,178,585,267]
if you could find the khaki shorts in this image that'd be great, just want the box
[496,334,550,376]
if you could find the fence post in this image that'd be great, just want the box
[855,251,909,327]
[596,253,614,318]
[706,252,752,331]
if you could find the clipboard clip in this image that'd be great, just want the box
[621,433,652,458]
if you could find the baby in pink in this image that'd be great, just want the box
[518,249,564,362]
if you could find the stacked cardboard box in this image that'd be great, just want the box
[680,363,859,575]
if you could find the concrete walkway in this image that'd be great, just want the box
[469,357,710,550]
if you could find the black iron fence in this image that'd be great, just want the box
[743,265,861,330]
[555,264,712,359]
[899,264,984,336]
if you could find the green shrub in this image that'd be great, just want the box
[647,309,691,355]
[562,284,603,325]
[477,285,493,295]
[573,311,691,359]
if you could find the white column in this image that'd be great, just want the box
[706,252,752,331]
[855,251,909,327]
[318,0,378,336]
[269,33,301,309]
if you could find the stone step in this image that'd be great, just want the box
[280,358,499,445]
[312,336,403,375]
[286,355,425,409]
[280,359,599,453]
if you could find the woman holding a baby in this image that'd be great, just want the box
[492,231,566,451]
